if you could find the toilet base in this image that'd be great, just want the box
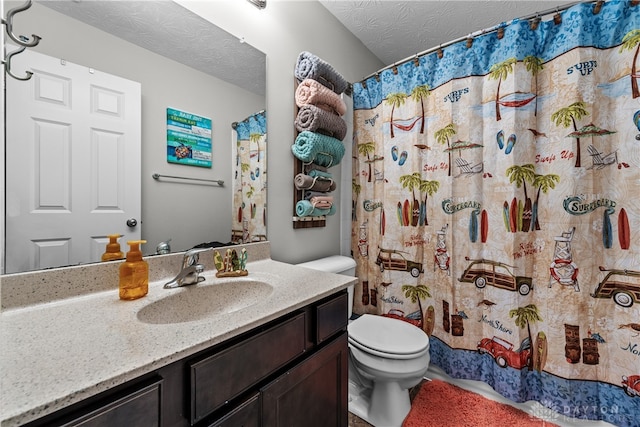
[348,380,371,422]
[348,379,411,427]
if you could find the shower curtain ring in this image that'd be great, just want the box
[554,8,562,25]
[530,13,541,30]
[594,1,604,14]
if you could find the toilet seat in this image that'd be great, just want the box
[348,314,429,359]
[349,337,430,360]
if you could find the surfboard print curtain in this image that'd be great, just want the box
[232,110,267,244]
[351,2,639,425]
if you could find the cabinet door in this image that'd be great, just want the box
[207,393,260,427]
[261,333,348,427]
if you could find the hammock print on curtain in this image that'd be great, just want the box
[351,2,639,425]
[232,110,267,244]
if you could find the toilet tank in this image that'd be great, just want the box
[297,255,356,318]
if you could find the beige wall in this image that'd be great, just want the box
[178,0,383,263]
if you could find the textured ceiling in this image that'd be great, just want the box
[320,0,576,68]
[37,1,578,93]
[38,0,266,96]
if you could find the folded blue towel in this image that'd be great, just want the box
[295,51,349,95]
[296,200,337,217]
[292,131,345,167]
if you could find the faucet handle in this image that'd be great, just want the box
[188,264,205,284]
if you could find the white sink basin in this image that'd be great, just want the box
[137,280,274,324]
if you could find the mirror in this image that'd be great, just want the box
[3,0,267,273]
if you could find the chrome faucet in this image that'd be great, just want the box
[164,248,212,289]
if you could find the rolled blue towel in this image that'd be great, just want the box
[295,51,349,95]
[291,131,345,167]
[308,169,332,179]
[296,200,337,217]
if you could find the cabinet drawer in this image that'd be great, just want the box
[190,312,306,424]
[316,291,348,344]
[60,379,161,427]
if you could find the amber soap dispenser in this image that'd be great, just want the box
[102,234,124,261]
[119,240,149,300]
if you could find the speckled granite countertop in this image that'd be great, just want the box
[0,243,355,427]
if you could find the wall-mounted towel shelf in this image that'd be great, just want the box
[152,173,224,186]
[292,216,328,223]
[293,78,326,229]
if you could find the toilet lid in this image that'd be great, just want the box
[348,314,429,355]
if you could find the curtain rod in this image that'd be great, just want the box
[231,109,266,129]
[359,0,595,83]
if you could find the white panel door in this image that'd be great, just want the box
[5,48,141,273]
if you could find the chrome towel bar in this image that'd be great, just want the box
[152,173,224,186]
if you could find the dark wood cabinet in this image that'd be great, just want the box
[261,333,348,427]
[190,313,307,424]
[25,377,163,427]
[315,292,349,344]
[206,393,260,427]
[25,290,348,427]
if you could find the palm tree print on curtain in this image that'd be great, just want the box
[489,57,517,121]
[357,141,376,183]
[402,284,431,328]
[351,2,640,425]
[523,55,544,116]
[509,304,543,370]
[620,29,640,98]
[411,84,430,134]
[435,123,456,177]
[551,101,590,168]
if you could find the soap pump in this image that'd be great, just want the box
[101,234,124,261]
[119,240,149,300]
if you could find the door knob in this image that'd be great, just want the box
[126,218,138,227]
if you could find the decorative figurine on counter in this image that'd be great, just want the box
[213,248,249,277]
[240,248,248,271]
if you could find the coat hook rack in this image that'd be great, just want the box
[2,0,41,81]
[3,45,32,81]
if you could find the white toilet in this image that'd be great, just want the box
[297,256,430,427]
[297,255,357,318]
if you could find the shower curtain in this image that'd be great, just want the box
[232,110,267,243]
[351,2,639,425]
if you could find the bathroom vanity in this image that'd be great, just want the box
[0,243,355,427]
